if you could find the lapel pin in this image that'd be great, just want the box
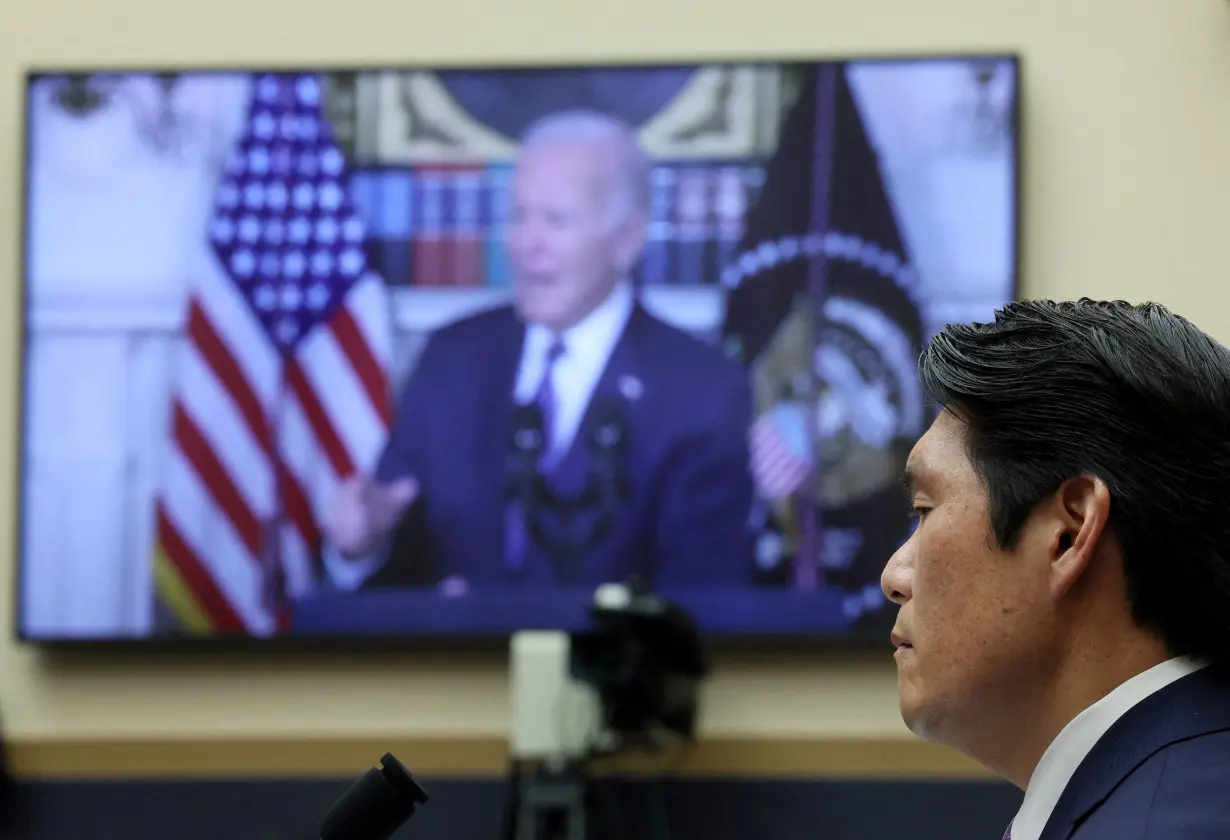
[618,374,643,401]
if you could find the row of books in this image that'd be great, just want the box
[348,162,768,288]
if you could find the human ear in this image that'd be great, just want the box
[1048,475,1112,598]
[612,212,647,272]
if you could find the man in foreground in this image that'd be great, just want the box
[882,299,1230,839]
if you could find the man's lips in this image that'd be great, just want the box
[891,631,913,650]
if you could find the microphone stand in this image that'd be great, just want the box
[501,407,631,840]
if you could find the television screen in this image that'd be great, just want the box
[18,56,1019,644]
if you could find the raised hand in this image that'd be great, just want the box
[324,474,419,557]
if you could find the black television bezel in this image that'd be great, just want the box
[13,51,1023,653]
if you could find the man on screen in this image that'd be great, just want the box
[321,110,755,592]
[882,300,1230,838]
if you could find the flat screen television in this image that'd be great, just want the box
[17,55,1020,645]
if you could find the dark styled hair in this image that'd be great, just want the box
[918,298,1230,662]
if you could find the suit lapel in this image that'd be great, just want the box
[1039,664,1230,840]
[490,309,527,400]
[572,303,647,444]
[484,308,528,466]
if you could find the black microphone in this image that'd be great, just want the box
[505,403,546,497]
[587,396,630,496]
[580,397,631,547]
[318,753,429,840]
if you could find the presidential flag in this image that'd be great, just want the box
[153,73,394,636]
[720,63,926,602]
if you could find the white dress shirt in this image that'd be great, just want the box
[514,280,634,458]
[1009,656,1209,840]
[323,282,635,591]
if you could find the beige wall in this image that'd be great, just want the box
[1,0,1228,769]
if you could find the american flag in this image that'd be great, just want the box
[749,406,813,502]
[721,64,919,591]
[153,73,393,636]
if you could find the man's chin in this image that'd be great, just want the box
[514,298,562,328]
[897,680,934,737]
[899,702,940,742]
[898,689,956,745]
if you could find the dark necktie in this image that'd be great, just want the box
[506,340,566,569]
[535,340,566,462]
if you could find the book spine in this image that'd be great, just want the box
[410,168,446,287]
[449,169,484,287]
[641,166,676,285]
[485,164,514,288]
[675,166,708,286]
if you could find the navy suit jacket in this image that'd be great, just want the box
[1039,663,1230,840]
[367,303,756,590]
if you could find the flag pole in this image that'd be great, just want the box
[794,64,841,591]
[261,354,290,632]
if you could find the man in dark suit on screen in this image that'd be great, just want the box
[883,299,1230,839]
[321,110,755,593]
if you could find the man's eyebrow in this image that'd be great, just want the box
[900,465,930,497]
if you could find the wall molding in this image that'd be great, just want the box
[7,735,994,781]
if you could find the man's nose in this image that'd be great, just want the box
[513,224,549,259]
[880,539,913,605]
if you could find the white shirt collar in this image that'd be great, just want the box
[1010,655,1209,840]
[514,281,635,456]
[521,280,634,376]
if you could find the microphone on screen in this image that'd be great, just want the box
[318,753,429,840]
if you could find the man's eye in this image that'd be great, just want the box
[907,507,930,520]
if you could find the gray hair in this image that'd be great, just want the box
[518,109,652,226]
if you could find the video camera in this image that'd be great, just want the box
[569,581,710,744]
